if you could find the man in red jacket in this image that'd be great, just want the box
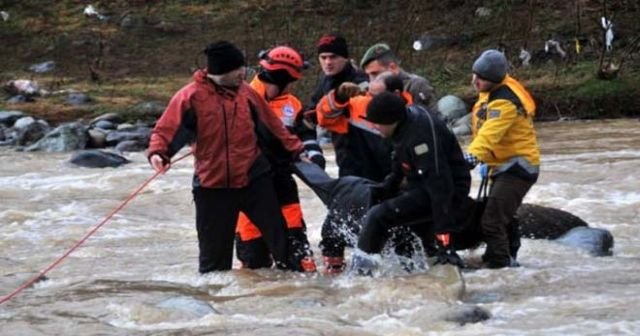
[148,41,304,273]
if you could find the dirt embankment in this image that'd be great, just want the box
[1,1,639,122]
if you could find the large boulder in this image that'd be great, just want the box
[25,122,88,152]
[14,119,50,146]
[105,126,151,147]
[517,203,588,239]
[0,110,25,127]
[68,149,130,168]
[555,227,614,256]
[437,95,468,123]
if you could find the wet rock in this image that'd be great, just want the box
[105,127,151,146]
[66,92,92,105]
[445,304,491,325]
[115,139,147,152]
[128,101,166,120]
[90,112,123,126]
[7,95,33,103]
[25,122,88,152]
[437,95,468,123]
[517,204,588,239]
[69,149,130,168]
[13,116,35,129]
[116,123,134,130]
[94,119,116,130]
[87,128,107,148]
[555,226,614,256]
[15,120,50,146]
[0,110,25,126]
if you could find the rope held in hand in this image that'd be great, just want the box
[0,151,192,305]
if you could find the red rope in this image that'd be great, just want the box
[0,151,192,305]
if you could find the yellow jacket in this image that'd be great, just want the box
[468,75,540,175]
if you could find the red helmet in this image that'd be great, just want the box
[259,46,304,79]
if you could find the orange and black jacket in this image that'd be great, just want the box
[306,62,368,113]
[249,77,323,171]
[148,69,303,188]
[317,90,412,182]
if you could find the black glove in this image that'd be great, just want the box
[434,233,465,268]
[310,154,326,170]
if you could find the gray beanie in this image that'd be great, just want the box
[472,49,508,83]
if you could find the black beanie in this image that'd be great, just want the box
[364,91,406,125]
[472,49,508,83]
[204,40,246,75]
[317,33,349,58]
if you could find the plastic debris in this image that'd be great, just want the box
[29,61,56,73]
[84,5,107,21]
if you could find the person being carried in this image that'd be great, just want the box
[235,46,325,272]
[359,43,437,112]
[316,72,419,274]
[351,92,471,275]
[464,49,540,269]
[148,40,304,273]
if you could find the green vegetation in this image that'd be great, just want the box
[0,1,638,123]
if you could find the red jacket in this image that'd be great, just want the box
[148,70,303,188]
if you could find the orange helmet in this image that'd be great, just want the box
[259,46,304,79]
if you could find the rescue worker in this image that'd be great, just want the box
[316,71,411,182]
[316,73,425,274]
[148,41,304,273]
[235,46,325,272]
[359,43,437,111]
[351,92,471,274]
[464,49,540,268]
[304,32,369,162]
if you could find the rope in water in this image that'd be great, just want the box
[0,151,192,305]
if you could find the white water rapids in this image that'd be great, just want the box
[1,119,639,335]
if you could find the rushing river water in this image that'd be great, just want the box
[1,119,639,335]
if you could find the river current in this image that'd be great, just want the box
[1,119,639,335]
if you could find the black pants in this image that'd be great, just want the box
[357,188,432,254]
[193,174,289,273]
[482,174,534,266]
[235,172,312,270]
